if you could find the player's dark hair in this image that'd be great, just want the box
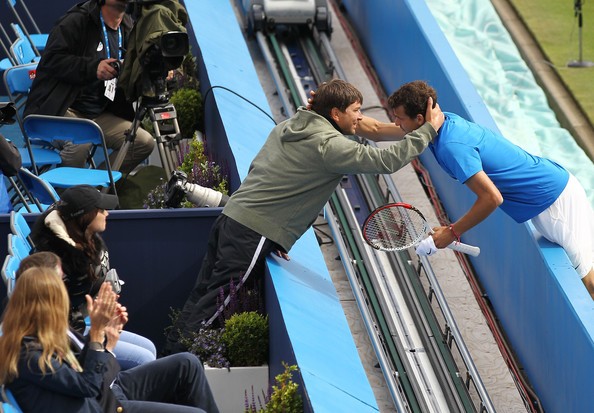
[388,80,437,119]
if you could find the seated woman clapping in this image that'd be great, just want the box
[0,266,219,413]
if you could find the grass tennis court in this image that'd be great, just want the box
[509,0,594,129]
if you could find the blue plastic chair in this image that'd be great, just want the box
[9,209,33,248]
[7,233,31,261]
[6,0,47,53]
[9,35,39,66]
[0,385,23,413]
[0,21,17,72]
[10,22,46,55]
[0,33,16,72]
[1,253,20,297]
[0,57,14,72]
[13,166,59,212]
[2,401,21,413]
[3,63,62,174]
[24,115,122,194]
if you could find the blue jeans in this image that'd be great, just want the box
[113,330,157,370]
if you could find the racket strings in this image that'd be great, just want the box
[365,207,426,250]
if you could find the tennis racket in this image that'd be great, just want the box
[362,202,480,256]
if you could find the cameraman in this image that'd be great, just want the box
[24,0,155,175]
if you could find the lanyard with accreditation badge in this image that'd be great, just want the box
[99,11,122,101]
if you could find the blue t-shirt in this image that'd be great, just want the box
[429,112,569,223]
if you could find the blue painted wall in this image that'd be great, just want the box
[186,2,380,411]
[0,209,221,350]
[339,0,594,412]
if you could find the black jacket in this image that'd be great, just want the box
[70,329,122,412]
[8,335,122,413]
[31,209,108,332]
[24,0,134,120]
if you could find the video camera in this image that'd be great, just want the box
[0,102,16,125]
[125,0,190,102]
[141,31,189,102]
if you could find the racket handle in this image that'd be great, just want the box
[447,241,481,257]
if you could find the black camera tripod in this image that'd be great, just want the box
[112,95,182,180]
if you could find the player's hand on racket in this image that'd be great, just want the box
[415,235,439,256]
[432,225,459,249]
[362,203,480,256]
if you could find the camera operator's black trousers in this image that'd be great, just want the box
[163,214,278,355]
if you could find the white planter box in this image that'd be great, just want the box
[204,364,269,412]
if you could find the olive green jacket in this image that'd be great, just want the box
[223,107,436,251]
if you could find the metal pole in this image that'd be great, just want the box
[568,0,594,67]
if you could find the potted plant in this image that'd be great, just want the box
[222,311,268,367]
[172,280,270,412]
[199,311,270,412]
[245,362,304,413]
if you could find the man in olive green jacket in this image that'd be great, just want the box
[163,79,444,355]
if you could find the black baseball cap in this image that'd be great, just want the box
[59,185,119,219]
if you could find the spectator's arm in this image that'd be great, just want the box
[0,133,22,176]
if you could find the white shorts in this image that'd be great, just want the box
[531,174,594,278]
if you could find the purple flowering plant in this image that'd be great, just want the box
[143,137,228,209]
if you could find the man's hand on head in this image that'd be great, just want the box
[306,90,316,110]
[424,97,444,132]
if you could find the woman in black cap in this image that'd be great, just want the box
[30,184,157,370]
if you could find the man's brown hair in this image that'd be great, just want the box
[310,79,363,119]
[388,80,437,119]
[15,251,62,280]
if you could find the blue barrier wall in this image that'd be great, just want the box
[339,1,594,412]
[0,209,221,350]
[185,1,380,412]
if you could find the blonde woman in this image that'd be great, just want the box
[0,268,119,412]
[0,259,219,413]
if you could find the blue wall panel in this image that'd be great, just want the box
[0,209,221,350]
[187,1,379,411]
[339,0,594,412]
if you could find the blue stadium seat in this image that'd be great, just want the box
[12,167,59,212]
[9,210,33,249]
[2,401,22,413]
[2,63,62,174]
[0,22,17,72]
[7,233,31,261]
[0,385,23,413]
[10,22,46,55]
[1,254,20,297]
[9,35,39,66]
[24,115,122,194]
[6,0,48,53]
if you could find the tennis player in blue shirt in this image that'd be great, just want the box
[382,80,594,299]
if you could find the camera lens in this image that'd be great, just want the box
[160,32,189,57]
